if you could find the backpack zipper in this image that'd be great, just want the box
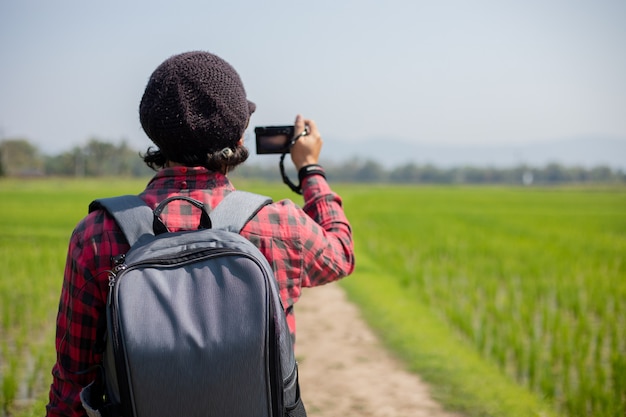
[107,247,237,288]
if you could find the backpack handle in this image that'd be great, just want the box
[90,192,272,245]
[153,196,212,235]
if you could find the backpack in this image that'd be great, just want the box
[79,191,306,417]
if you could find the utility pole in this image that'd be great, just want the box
[0,127,6,176]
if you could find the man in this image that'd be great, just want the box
[47,50,355,416]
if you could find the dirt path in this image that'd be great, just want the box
[295,283,463,417]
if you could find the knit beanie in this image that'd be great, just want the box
[139,51,255,163]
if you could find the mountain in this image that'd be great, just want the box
[312,136,626,170]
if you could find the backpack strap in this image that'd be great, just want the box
[89,195,154,246]
[210,190,272,233]
[89,191,271,242]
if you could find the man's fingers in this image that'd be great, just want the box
[294,114,305,135]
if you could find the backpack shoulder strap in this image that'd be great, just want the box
[210,190,272,233]
[88,195,154,246]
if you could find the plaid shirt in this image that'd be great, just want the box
[47,166,354,417]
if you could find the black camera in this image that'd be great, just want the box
[254,126,295,154]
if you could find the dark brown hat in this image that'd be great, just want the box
[139,51,255,163]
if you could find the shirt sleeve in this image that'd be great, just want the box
[239,172,355,338]
[46,212,124,417]
[299,173,355,287]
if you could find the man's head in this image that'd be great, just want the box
[139,51,254,170]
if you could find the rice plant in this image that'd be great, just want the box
[2,180,624,416]
[345,185,626,416]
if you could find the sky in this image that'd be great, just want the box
[1,0,625,165]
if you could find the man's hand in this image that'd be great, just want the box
[291,114,323,171]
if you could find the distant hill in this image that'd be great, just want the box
[305,136,626,169]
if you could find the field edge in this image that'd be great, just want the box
[339,254,559,417]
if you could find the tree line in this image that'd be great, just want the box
[1,137,624,185]
[0,138,153,178]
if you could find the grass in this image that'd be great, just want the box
[339,184,626,417]
[342,254,556,416]
[0,178,150,417]
[1,178,624,416]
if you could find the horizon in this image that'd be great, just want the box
[9,134,624,171]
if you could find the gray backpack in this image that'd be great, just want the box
[80,191,306,417]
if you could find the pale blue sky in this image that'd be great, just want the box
[1,0,625,159]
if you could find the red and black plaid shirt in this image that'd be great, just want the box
[47,166,354,417]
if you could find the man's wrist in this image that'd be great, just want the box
[298,164,326,184]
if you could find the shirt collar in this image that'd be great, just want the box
[145,166,234,191]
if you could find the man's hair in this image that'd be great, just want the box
[139,51,255,170]
[141,145,249,172]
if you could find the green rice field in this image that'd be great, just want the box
[1,178,625,416]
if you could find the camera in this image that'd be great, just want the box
[254,126,295,154]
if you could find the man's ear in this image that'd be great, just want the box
[236,138,244,147]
